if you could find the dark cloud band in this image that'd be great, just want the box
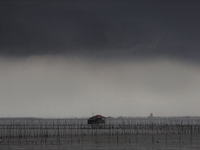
[1,0,200,60]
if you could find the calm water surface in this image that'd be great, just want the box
[0,134,200,150]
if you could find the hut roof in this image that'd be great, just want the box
[90,115,106,119]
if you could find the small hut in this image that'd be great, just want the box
[87,115,106,125]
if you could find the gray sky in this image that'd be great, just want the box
[0,0,200,118]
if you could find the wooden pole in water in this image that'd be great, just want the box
[135,123,138,144]
[123,120,127,143]
[57,124,60,144]
[108,123,111,143]
[18,124,21,145]
[81,124,84,144]
[70,124,73,144]
[95,126,99,143]
[151,122,154,144]
[44,120,47,140]
[179,121,183,144]
[117,128,119,144]
[165,123,168,143]
[190,125,192,145]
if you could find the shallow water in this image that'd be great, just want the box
[0,134,200,150]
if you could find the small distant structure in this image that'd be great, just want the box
[150,113,153,118]
[147,113,154,119]
[87,115,106,125]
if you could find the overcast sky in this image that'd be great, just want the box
[1,0,200,118]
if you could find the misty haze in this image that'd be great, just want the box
[1,56,200,118]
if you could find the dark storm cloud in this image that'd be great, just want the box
[1,1,200,118]
[1,0,200,60]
